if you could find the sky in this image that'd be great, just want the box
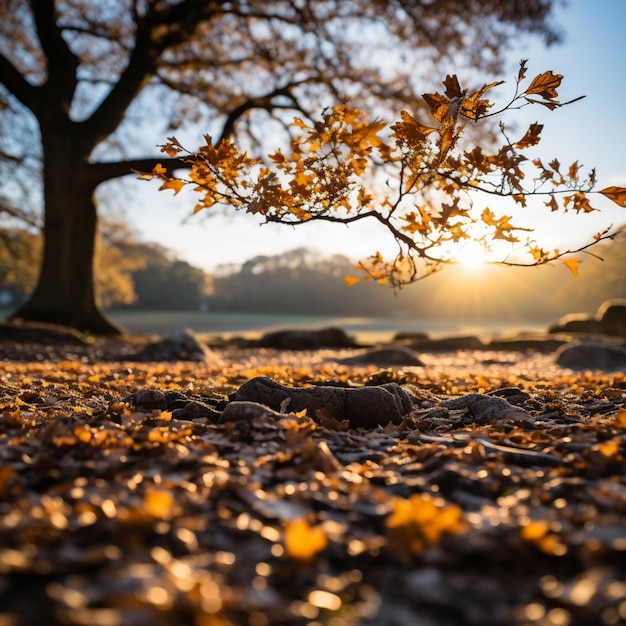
[125,0,626,274]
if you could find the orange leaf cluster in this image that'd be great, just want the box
[385,493,467,556]
[141,61,626,288]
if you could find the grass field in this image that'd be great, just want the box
[1,308,549,341]
[105,310,547,341]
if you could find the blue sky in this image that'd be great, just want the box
[127,0,626,273]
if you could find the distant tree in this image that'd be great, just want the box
[129,244,212,311]
[0,0,562,333]
[0,227,40,307]
[148,64,626,286]
[0,222,211,311]
[210,247,394,316]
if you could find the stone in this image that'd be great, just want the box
[131,328,221,363]
[555,341,626,371]
[338,347,424,366]
[597,299,626,336]
[440,393,530,425]
[221,401,285,422]
[409,335,485,351]
[122,389,168,411]
[548,313,603,335]
[171,400,222,422]
[549,299,626,337]
[486,335,567,352]
[257,327,355,349]
[230,375,415,427]
[393,331,430,343]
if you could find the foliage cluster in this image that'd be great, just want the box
[144,63,625,287]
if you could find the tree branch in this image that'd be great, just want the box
[87,156,188,186]
[31,1,78,113]
[0,52,39,110]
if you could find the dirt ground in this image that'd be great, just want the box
[0,335,625,626]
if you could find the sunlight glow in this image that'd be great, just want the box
[454,242,488,271]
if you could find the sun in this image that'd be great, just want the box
[454,241,488,271]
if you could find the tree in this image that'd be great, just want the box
[129,244,212,310]
[0,227,40,307]
[0,0,562,333]
[146,64,626,285]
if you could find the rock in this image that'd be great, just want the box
[549,299,626,337]
[221,401,285,422]
[555,341,626,371]
[486,335,567,352]
[487,387,531,405]
[393,331,430,343]
[257,327,355,349]
[548,313,603,335]
[440,393,530,425]
[123,389,168,411]
[171,400,222,422]
[597,299,626,336]
[230,375,415,427]
[131,328,221,363]
[409,335,485,351]
[338,347,424,366]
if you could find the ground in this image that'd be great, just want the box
[0,336,625,626]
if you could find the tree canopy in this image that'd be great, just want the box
[0,0,564,333]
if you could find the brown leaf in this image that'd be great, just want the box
[525,70,562,100]
[515,123,543,149]
[443,74,463,99]
[599,186,626,208]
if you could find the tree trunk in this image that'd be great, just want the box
[11,127,123,335]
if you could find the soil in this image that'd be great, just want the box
[0,333,625,626]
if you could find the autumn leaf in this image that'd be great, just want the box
[599,186,626,207]
[158,178,186,195]
[525,70,562,100]
[515,122,543,149]
[385,494,466,556]
[562,257,579,276]
[345,275,360,286]
[443,74,463,99]
[144,488,175,519]
[284,518,328,561]
[612,408,626,429]
[422,91,450,122]
[517,59,528,81]
[544,195,558,212]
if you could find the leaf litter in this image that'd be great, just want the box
[0,339,625,626]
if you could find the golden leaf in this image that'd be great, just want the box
[158,178,186,195]
[284,519,328,561]
[525,71,562,99]
[599,186,626,208]
[597,440,619,457]
[144,488,174,519]
[160,143,182,157]
[515,123,543,149]
[422,91,450,122]
[562,257,579,276]
[612,408,626,429]
[345,275,360,286]
[385,494,466,556]
[544,195,558,212]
